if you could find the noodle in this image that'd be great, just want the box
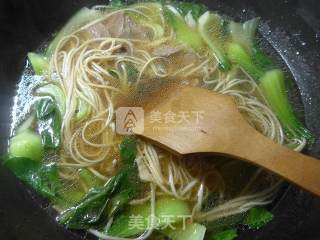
[35,3,307,238]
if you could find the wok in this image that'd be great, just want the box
[0,0,319,239]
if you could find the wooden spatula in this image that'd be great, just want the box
[133,85,320,196]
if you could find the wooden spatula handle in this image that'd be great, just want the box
[137,86,320,196]
[228,130,320,196]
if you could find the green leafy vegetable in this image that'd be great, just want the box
[75,98,91,122]
[126,2,164,39]
[109,196,191,237]
[227,42,263,79]
[243,207,273,229]
[35,84,66,116]
[120,137,138,165]
[79,168,103,189]
[107,137,143,216]
[174,1,208,19]
[54,190,85,210]
[58,137,142,230]
[28,52,49,75]
[54,170,102,210]
[36,98,62,149]
[164,6,204,50]
[198,12,231,71]
[229,18,260,54]
[58,172,126,229]
[3,157,39,179]
[126,63,139,83]
[227,19,274,76]
[204,212,244,234]
[110,0,127,9]
[259,69,314,143]
[9,130,43,162]
[16,114,35,134]
[3,157,59,198]
[227,42,313,144]
[107,69,119,79]
[211,229,238,240]
[164,223,206,240]
[35,163,60,198]
[252,45,274,71]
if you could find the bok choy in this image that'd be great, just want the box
[226,17,313,144]
[243,207,274,229]
[36,98,62,149]
[198,12,231,71]
[58,172,126,229]
[164,5,204,50]
[259,69,314,143]
[28,53,49,75]
[227,42,264,79]
[164,223,206,240]
[9,130,43,162]
[108,196,191,237]
[229,18,260,54]
[2,157,59,198]
[210,229,238,240]
[58,137,143,229]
